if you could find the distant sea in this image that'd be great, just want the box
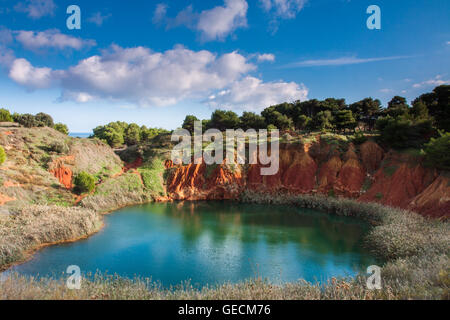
[69,132,92,138]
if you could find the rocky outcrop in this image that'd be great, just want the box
[164,139,450,218]
[48,155,75,189]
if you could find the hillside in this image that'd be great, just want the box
[0,127,448,219]
[0,127,122,211]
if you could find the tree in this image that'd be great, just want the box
[413,85,450,131]
[35,112,54,127]
[73,171,96,194]
[0,108,13,122]
[209,110,241,131]
[54,123,69,135]
[334,110,357,133]
[313,111,334,131]
[182,115,199,134]
[0,146,5,165]
[424,131,450,170]
[104,127,125,147]
[298,99,323,118]
[297,115,311,131]
[239,112,266,130]
[269,111,293,131]
[387,96,410,118]
[124,123,141,146]
[377,117,434,149]
[321,98,347,112]
[349,98,381,130]
[410,100,430,120]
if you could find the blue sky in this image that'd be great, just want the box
[0,0,449,132]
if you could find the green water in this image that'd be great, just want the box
[11,201,377,287]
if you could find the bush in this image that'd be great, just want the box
[48,141,69,154]
[425,131,450,170]
[0,146,6,165]
[15,114,38,128]
[73,172,96,194]
[54,123,69,135]
[35,112,54,127]
[0,108,13,122]
[377,117,434,149]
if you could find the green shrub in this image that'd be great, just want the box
[0,108,13,122]
[15,114,38,128]
[48,141,69,154]
[35,112,54,127]
[0,146,6,165]
[73,172,96,194]
[54,123,69,135]
[425,131,450,170]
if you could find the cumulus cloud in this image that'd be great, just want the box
[154,0,248,41]
[6,45,308,110]
[14,0,56,19]
[207,76,308,111]
[197,0,248,40]
[9,45,253,105]
[87,12,112,26]
[260,0,307,19]
[413,75,449,88]
[9,58,55,89]
[15,29,96,51]
[257,53,275,62]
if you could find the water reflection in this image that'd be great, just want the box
[10,201,377,287]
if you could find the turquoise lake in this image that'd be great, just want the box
[10,201,377,287]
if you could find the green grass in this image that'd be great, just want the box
[138,157,166,197]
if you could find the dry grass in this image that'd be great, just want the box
[0,205,102,270]
[0,194,448,300]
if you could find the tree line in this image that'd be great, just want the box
[0,109,69,135]
[181,85,449,169]
[92,122,169,148]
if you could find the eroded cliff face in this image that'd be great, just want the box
[164,139,450,218]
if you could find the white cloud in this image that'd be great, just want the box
[15,29,96,51]
[154,0,248,41]
[88,12,112,26]
[197,0,248,40]
[33,45,254,106]
[259,0,307,19]
[379,88,394,94]
[257,53,275,62]
[9,58,54,89]
[413,75,449,88]
[207,76,308,111]
[6,45,307,111]
[284,55,413,67]
[152,3,168,24]
[14,0,56,19]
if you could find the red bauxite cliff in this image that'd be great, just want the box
[164,139,450,219]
